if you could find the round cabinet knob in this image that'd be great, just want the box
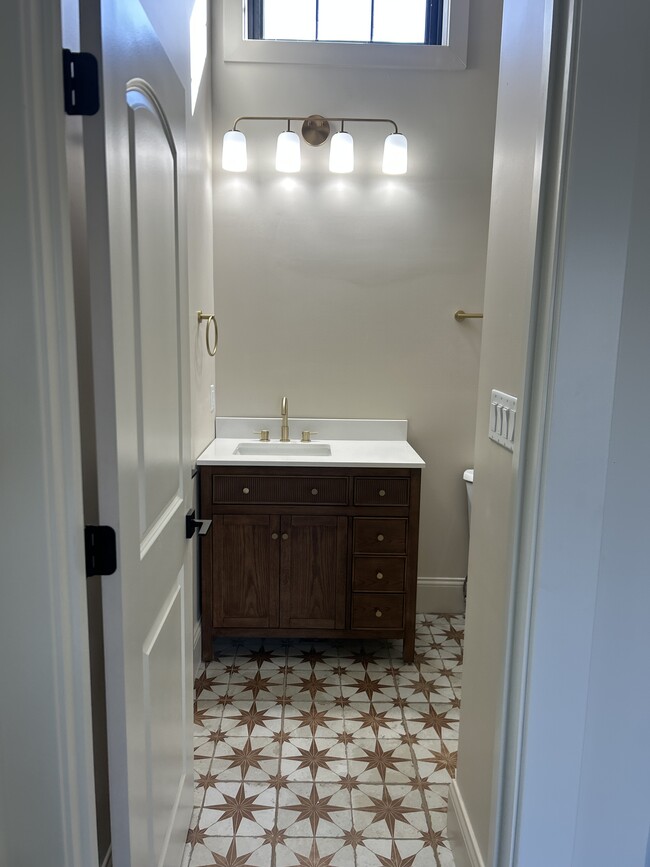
[379,489,386,497]
[271,533,279,540]
[376,572,384,580]
[282,533,289,541]
[375,608,383,618]
[377,534,384,542]
[311,488,318,496]
[242,487,250,494]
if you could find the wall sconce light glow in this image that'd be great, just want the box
[275,131,301,172]
[382,133,408,174]
[189,0,207,115]
[221,115,407,174]
[222,130,247,172]
[329,131,354,173]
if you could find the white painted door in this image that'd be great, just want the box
[82,1,192,864]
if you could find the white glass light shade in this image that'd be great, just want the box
[382,133,408,174]
[329,131,354,173]
[222,130,247,172]
[275,131,301,173]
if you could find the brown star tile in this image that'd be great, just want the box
[186,821,209,847]
[352,784,426,838]
[261,824,288,849]
[202,781,275,835]
[194,668,223,698]
[230,672,282,699]
[342,673,397,702]
[278,782,351,835]
[281,738,347,782]
[344,703,405,739]
[213,737,279,781]
[277,838,355,867]
[220,701,282,737]
[337,772,362,792]
[362,839,422,867]
[395,674,455,703]
[348,739,413,784]
[413,742,458,782]
[286,672,340,701]
[404,704,459,739]
[284,702,345,738]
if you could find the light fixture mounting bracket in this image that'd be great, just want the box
[301,115,331,147]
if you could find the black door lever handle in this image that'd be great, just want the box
[186,509,212,539]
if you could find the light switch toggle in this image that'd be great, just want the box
[489,389,517,452]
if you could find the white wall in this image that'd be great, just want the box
[210,0,503,580]
[454,1,650,865]
[511,2,650,862]
[451,0,555,857]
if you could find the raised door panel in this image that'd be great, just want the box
[280,516,347,630]
[213,515,280,628]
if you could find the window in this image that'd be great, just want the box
[247,0,444,45]
[223,0,469,71]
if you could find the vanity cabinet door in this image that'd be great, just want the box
[213,514,280,629]
[279,516,347,630]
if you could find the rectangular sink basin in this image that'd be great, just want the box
[234,442,332,456]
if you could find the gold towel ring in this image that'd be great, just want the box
[197,310,218,357]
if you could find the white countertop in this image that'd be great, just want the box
[195,418,425,469]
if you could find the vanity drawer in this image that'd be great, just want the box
[354,477,410,507]
[352,556,405,592]
[211,475,348,506]
[351,593,404,629]
[353,518,407,554]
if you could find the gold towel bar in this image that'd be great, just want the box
[455,310,484,322]
[197,310,218,356]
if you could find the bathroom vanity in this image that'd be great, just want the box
[196,418,424,662]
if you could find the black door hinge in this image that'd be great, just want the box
[84,525,117,576]
[62,48,100,116]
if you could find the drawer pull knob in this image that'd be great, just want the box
[376,572,384,580]
[271,533,279,540]
[379,489,386,497]
[375,608,383,618]
[242,487,250,494]
[282,533,289,540]
[377,534,384,542]
[311,488,318,495]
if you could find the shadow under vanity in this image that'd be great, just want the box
[196,416,424,662]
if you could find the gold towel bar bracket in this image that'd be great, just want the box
[197,310,218,356]
[454,310,484,322]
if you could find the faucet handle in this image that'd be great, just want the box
[253,430,270,442]
[301,430,318,443]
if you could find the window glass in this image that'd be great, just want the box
[372,0,428,43]
[318,0,372,42]
[263,0,317,40]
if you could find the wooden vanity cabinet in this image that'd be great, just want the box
[199,466,421,662]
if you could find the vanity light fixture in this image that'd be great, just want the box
[221,114,407,175]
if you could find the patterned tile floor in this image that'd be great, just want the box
[183,614,463,867]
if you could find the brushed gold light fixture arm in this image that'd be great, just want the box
[231,114,400,146]
[454,310,484,322]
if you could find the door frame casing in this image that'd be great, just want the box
[0,1,98,864]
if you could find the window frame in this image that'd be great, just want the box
[246,0,444,46]
[222,0,470,70]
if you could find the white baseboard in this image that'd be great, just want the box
[417,577,466,614]
[447,780,486,867]
[193,621,202,675]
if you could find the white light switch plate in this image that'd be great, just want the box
[489,389,517,452]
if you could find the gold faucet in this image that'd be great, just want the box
[280,396,290,442]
